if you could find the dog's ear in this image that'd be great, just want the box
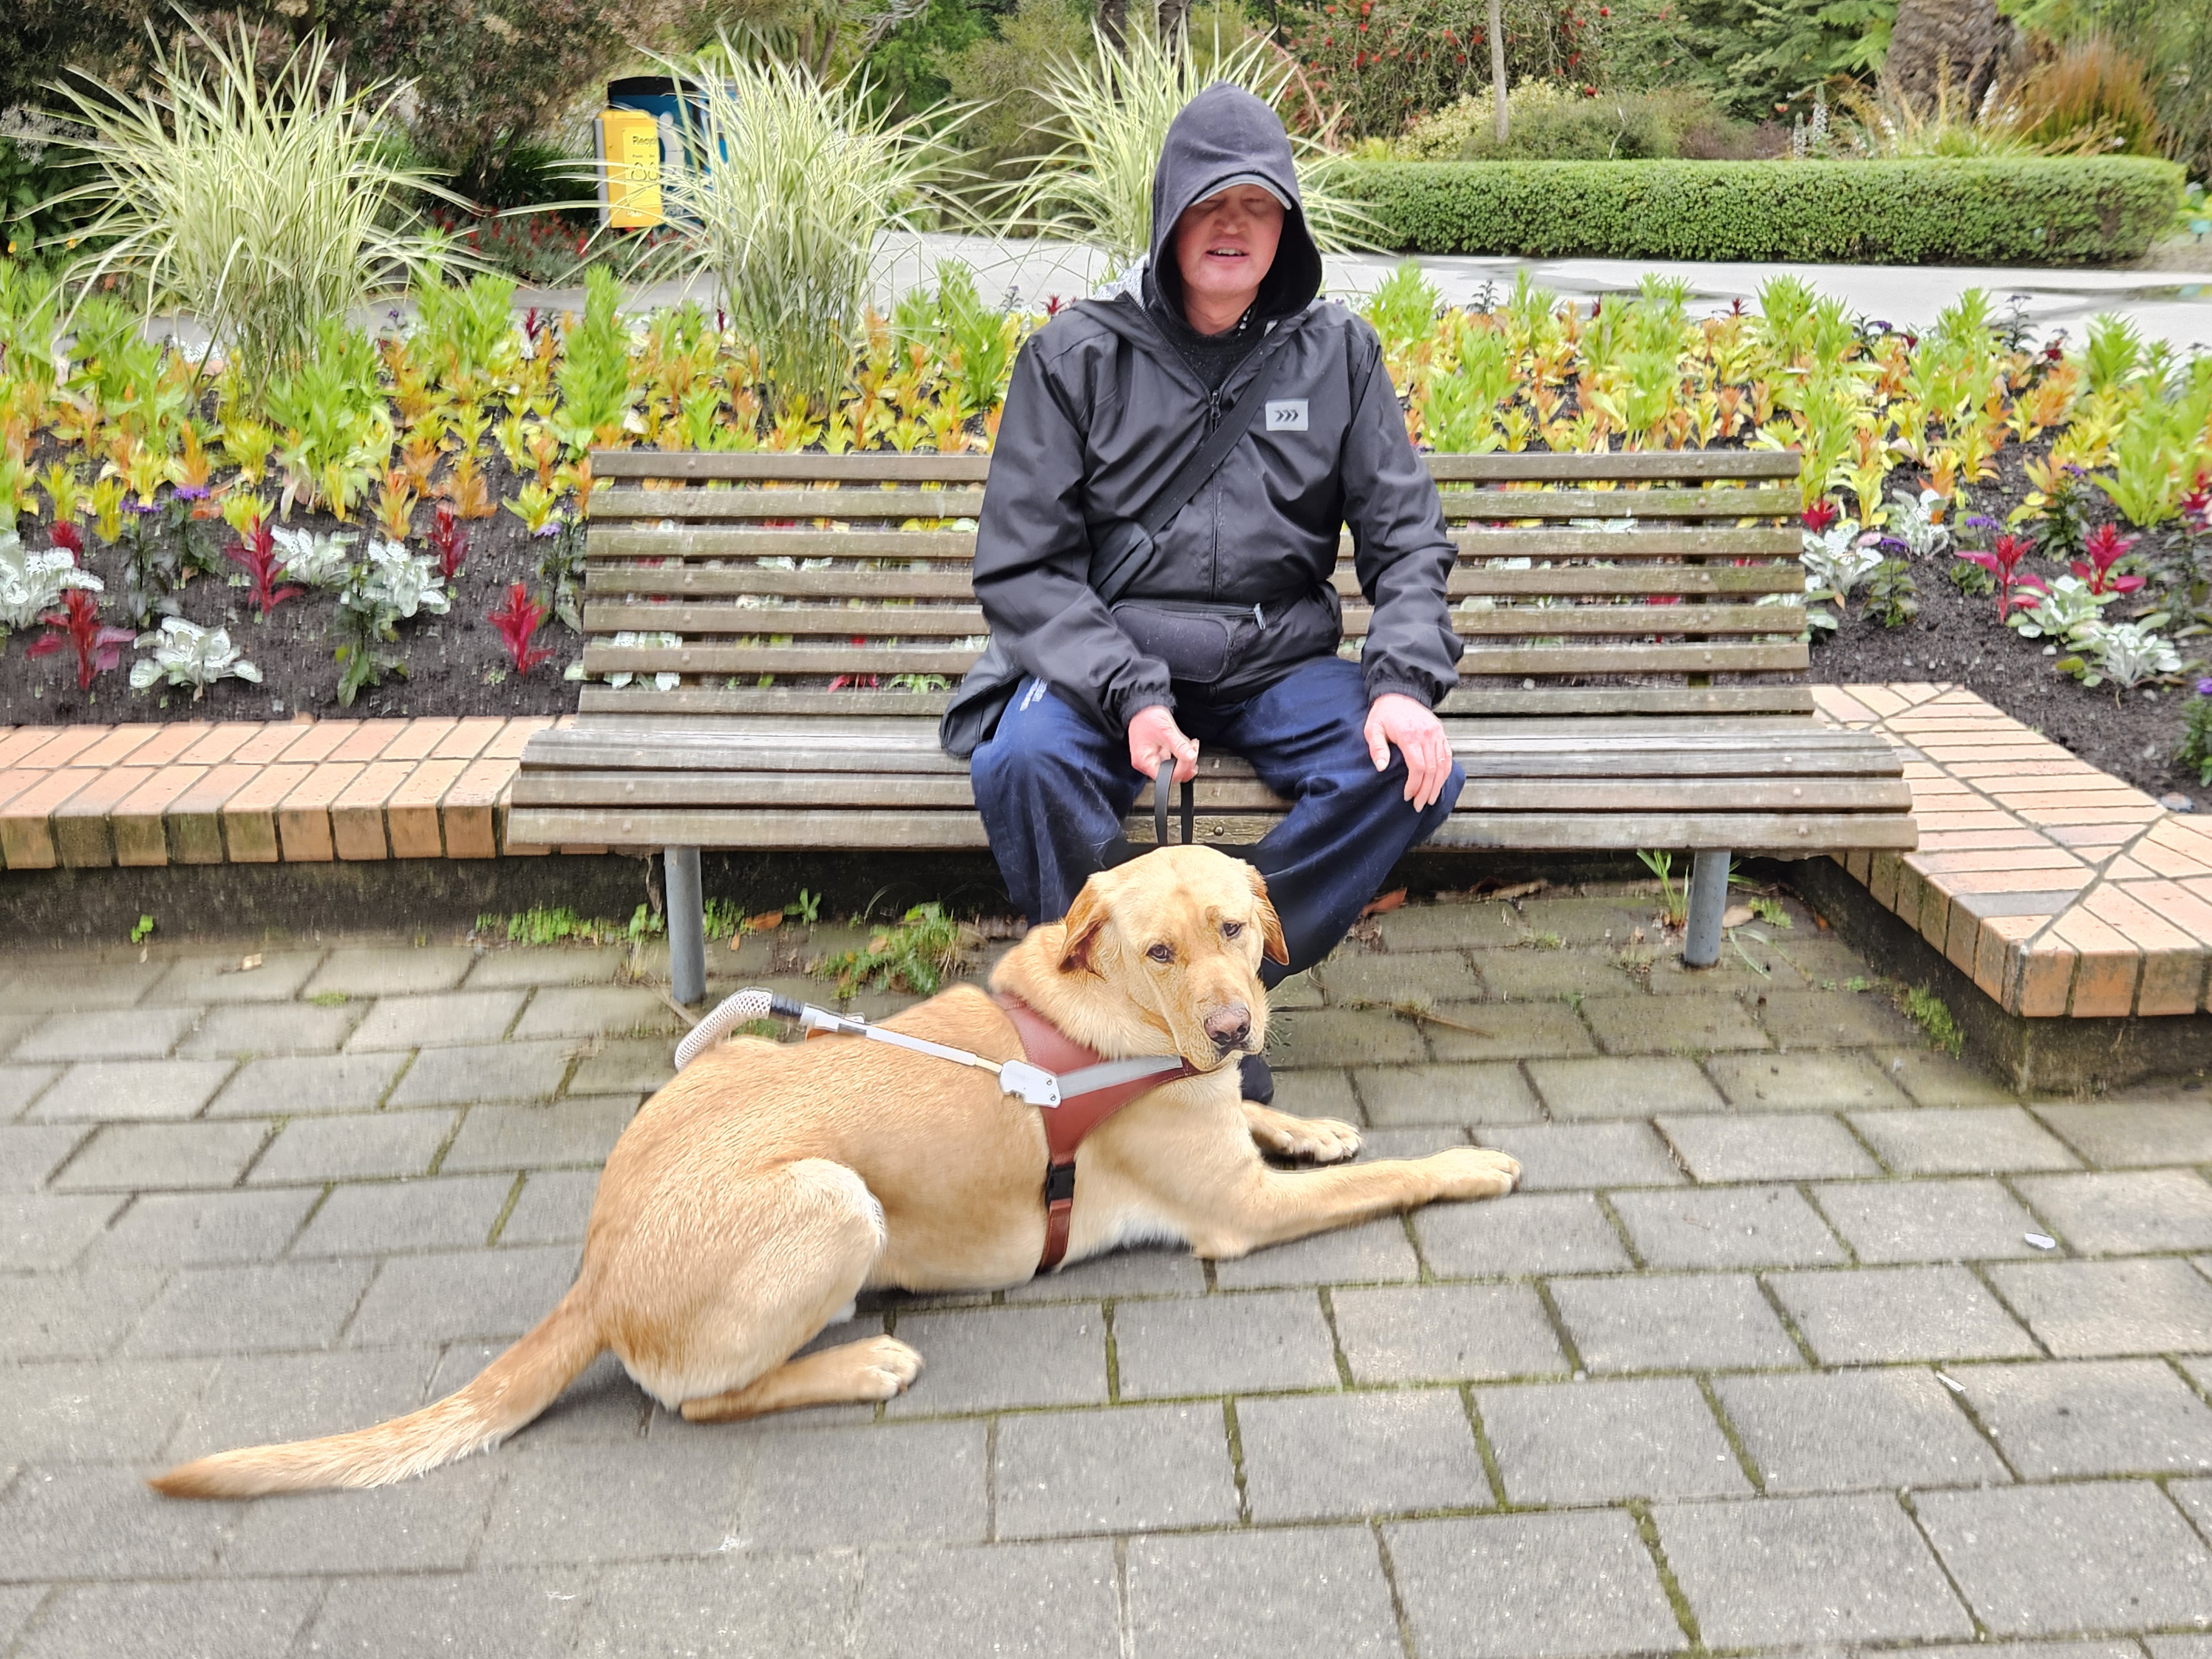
[1244,864,1290,966]
[1058,880,1111,975]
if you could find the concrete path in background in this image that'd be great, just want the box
[7,889,2212,1652]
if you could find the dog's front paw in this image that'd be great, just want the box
[849,1336,924,1401]
[1243,1102,1364,1165]
[1430,1146,1520,1201]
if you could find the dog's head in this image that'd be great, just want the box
[1056,845,1287,1070]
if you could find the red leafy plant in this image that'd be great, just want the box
[27,589,137,691]
[2071,523,2143,596]
[1801,500,1840,534]
[1958,532,2047,619]
[224,517,305,619]
[487,582,552,674]
[429,502,468,581]
[50,520,85,557]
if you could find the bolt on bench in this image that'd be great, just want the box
[509,449,1917,1003]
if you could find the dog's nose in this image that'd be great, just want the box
[1205,1005,1252,1050]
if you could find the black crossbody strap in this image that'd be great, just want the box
[1139,336,1294,539]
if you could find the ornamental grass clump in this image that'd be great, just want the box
[45,22,456,384]
[1016,23,1373,270]
[649,45,961,413]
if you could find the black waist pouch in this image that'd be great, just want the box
[1113,587,1341,691]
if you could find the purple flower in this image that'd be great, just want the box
[1963,514,1997,530]
[171,484,209,501]
[124,499,161,515]
[2197,678,2212,697]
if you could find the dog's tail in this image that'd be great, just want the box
[148,1286,602,1500]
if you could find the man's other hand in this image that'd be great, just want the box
[1128,705,1201,783]
[1365,692,1453,811]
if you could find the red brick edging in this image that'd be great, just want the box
[0,717,599,869]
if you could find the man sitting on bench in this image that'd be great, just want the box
[952,85,1465,1104]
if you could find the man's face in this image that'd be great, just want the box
[1171,184,1284,327]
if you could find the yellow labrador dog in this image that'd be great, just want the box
[153,846,1519,1499]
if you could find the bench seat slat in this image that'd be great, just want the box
[591,450,1798,484]
[573,685,1820,718]
[590,486,1797,523]
[578,641,1811,677]
[586,565,1807,601]
[578,601,1806,638]
[504,804,1918,854]
[586,525,1803,561]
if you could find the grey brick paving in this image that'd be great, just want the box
[1414,1190,1633,1275]
[1548,1274,1803,1373]
[2013,1168,2212,1254]
[1479,1376,1750,1503]
[1850,1106,2083,1173]
[1914,1481,2212,1633]
[124,1260,374,1356]
[205,1052,408,1116]
[50,1120,270,1190]
[994,1402,1240,1537]
[2034,1099,2212,1167]
[14,1006,201,1062]
[1326,1282,1567,1383]
[1385,1510,1687,1658]
[1609,1185,1846,1269]
[84,1188,317,1268]
[1584,993,1769,1056]
[1112,1290,1340,1398]
[174,1000,357,1058]
[883,1305,1107,1414]
[1526,1055,1726,1118]
[1236,1389,1489,1520]
[1473,1121,1684,1191]
[14,913,2212,1649]
[1656,1492,1973,1644]
[1127,1528,1404,1659]
[343,1243,579,1345]
[27,1058,237,1122]
[13,1580,320,1659]
[1712,1368,2011,1492]
[1811,1176,2048,1262]
[290,1174,515,1256]
[247,1109,455,1183]
[1952,1358,2212,1476]
[1704,1051,1913,1110]
[1766,1264,2039,1363]
[1353,1061,1542,1125]
[1985,1258,2212,1356]
[1657,1111,1881,1182]
[1211,1215,1418,1288]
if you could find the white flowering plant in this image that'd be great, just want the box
[0,529,104,635]
[331,538,449,707]
[129,617,263,697]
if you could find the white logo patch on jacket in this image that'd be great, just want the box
[1265,399,1308,432]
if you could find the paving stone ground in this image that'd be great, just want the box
[7,884,2212,1656]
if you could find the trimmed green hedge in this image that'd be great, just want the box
[1342,158,2184,265]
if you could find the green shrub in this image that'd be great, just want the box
[1395,82,1764,162]
[1343,156,2183,262]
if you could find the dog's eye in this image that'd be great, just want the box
[1221,921,1244,940]
[1146,943,1175,964]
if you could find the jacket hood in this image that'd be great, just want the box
[1146,84,1322,326]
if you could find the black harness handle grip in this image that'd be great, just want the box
[1154,759,1195,848]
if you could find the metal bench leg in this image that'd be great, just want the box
[665,847,706,1005]
[1682,849,1730,969]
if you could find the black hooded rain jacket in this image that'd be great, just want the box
[964,84,1463,743]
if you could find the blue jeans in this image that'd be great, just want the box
[970,656,1462,984]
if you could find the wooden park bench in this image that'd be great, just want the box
[509,448,1916,1003]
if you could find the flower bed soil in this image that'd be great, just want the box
[0,448,582,727]
[1807,440,2197,801]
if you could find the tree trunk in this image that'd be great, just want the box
[1488,0,1508,143]
[1158,0,1192,55]
[1883,0,2006,115]
[1099,0,1128,53]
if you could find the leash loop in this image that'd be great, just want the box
[1153,759,1194,848]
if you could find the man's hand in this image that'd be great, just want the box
[1365,692,1454,811]
[1128,705,1200,783]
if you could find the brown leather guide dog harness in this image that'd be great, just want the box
[993,993,1199,1272]
[672,985,1202,1275]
